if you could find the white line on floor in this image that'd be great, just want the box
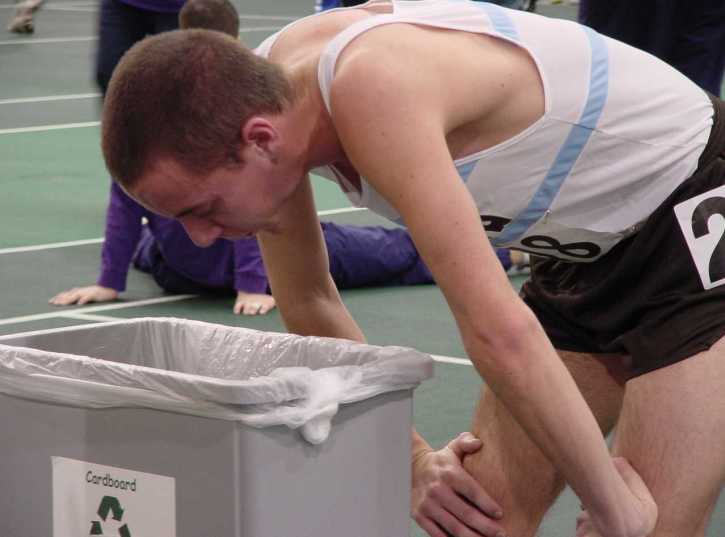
[318,207,367,216]
[0,320,122,341]
[238,26,283,33]
[0,25,282,47]
[0,208,366,255]
[237,14,298,21]
[0,294,196,327]
[0,1,95,6]
[0,5,299,14]
[58,312,126,323]
[0,121,99,135]
[0,238,103,255]
[0,93,100,105]
[43,5,95,11]
[431,354,473,366]
[0,36,97,45]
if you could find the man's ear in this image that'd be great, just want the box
[241,116,279,158]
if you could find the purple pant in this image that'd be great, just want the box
[134,222,434,295]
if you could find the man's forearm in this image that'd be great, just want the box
[467,324,630,528]
[279,292,365,343]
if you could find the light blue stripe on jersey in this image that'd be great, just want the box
[491,26,609,246]
[454,2,518,184]
[471,1,520,41]
[456,160,478,183]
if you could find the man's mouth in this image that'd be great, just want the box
[222,231,256,240]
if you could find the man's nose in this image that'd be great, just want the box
[180,217,222,247]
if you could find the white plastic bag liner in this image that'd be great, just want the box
[0,317,433,444]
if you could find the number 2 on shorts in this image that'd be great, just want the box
[674,185,725,289]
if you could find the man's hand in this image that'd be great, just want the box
[233,291,276,315]
[412,432,506,537]
[49,285,118,306]
[575,458,658,537]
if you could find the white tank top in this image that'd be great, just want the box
[256,0,714,262]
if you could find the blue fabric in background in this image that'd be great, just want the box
[578,0,725,96]
[318,0,529,10]
[118,0,185,13]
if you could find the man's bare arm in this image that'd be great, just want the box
[329,35,652,537]
[257,173,365,342]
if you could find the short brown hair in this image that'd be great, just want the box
[179,0,240,38]
[102,29,293,188]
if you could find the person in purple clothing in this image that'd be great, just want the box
[49,182,435,315]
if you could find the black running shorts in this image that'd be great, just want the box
[521,94,725,376]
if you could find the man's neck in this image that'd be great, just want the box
[284,86,347,171]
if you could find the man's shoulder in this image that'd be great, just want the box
[330,26,440,106]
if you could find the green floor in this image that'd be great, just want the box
[1,2,722,536]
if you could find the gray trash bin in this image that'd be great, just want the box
[0,317,433,537]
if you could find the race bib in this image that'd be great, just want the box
[674,184,725,289]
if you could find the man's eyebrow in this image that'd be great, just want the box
[174,206,197,219]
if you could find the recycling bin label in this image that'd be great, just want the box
[52,456,176,537]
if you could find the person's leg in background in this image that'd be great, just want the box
[665,0,725,97]
[96,0,181,96]
[578,0,725,96]
[133,227,222,295]
[7,0,44,34]
[150,6,182,36]
[322,222,434,289]
[578,0,643,44]
[322,222,529,288]
[96,0,150,96]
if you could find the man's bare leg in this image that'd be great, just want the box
[463,351,629,537]
[611,337,725,537]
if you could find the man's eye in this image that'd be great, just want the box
[195,204,213,217]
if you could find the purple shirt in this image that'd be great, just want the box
[98,183,269,293]
[117,0,186,13]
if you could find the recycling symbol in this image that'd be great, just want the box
[89,496,132,537]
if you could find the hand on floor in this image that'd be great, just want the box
[49,285,119,306]
[233,291,276,315]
